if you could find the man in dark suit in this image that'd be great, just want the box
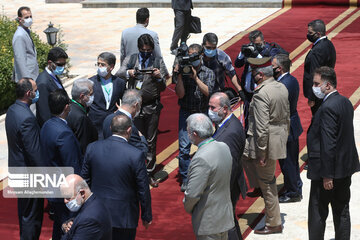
[88,52,126,139]
[307,67,359,240]
[82,114,152,240]
[5,78,44,240]
[60,174,112,240]
[40,89,83,240]
[303,19,336,115]
[36,47,68,126]
[272,54,303,203]
[208,92,246,240]
[66,78,98,154]
[170,0,193,52]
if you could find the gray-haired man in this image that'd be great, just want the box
[184,113,234,240]
[66,78,98,154]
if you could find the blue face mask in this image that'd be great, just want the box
[53,66,65,75]
[32,90,39,104]
[204,48,216,58]
[191,59,201,67]
[139,51,152,60]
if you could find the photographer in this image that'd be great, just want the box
[202,32,245,101]
[116,33,167,187]
[235,30,287,133]
[174,43,215,192]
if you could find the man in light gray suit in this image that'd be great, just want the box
[12,6,39,82]
[120,8,162,65]
[184,113,234,240]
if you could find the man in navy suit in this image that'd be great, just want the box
[82,114,152,240]
[208,92,247,240]
[272,54,303,203]
[88,52,126,139]
[40,89,83,240]
[307,67,359,240]
[60,174,112,240]
[5,78,44,239]
[36,47,68,126]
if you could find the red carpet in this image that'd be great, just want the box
[1,3,360,240]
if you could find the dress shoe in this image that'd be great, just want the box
[279,195,302,203]
[149,177,159,188]
[180,182,187,192]
[246,188,263,198]
[254,225,282,234]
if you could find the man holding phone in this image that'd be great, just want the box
[116,33,167,187]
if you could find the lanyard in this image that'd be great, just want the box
[212,116,231,138]
[198,138,215,149]
[101,81,112,98]
[49,74,63,88]
[71,99,86,113]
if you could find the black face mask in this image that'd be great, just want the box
[139,51,152,59]
[307,33,318,43]
[255,43,264,53]
[273,67,280,79]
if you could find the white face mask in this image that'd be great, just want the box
[65,193,83,212]
[23,17,33,28]
[86,95,94,107]
[97,67,108,78]
[208,108,223,123]
[312,81,327,99]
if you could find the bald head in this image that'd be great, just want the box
[60,174,90,199]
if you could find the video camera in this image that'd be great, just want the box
[241,43,259,58]
[178,53,200,76]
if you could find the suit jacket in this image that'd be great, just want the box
[307,91,359,180]
[102,110,148,158]
[61,195,112,240]
[66,101,98,154]
[184,139,234,236]
[12,26,39,82]
[303,37,336,101]
[36,70,65,126]
[40,117,82,174]
[120,24,162,65]
[244,77,290,160]
[278,73,303,141]
[81,136,152,229]
[5,100,43,167]
[213,114,247,201]
[172,0,193,10]
[88,75,126,136]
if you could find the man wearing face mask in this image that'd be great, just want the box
[303,19,336,115]
[60,174,112,240]
[174,43,215,192]
[117,34,167,185]
[242,57,289,235]
[82,114,152,240]
[272,54,303,203]
[40,89,83,240]
[36,47,68,127]
[66,78,98,155]
[12,6,39,83]
[208,92,247,240]
[234,30,287,136]
[6,78,44,240]
[307,67,359,240]
[202,33,245,100]
[89,52,126,140]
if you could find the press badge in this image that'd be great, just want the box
[136,81,143,90]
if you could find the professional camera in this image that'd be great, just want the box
[241,43,259,58]
[178,53,200,76]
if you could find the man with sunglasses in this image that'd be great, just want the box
[36,47,68,127]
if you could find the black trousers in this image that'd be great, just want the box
[51,201,72,240]
[17,198,44,240]
[112,228,136,240]
[170,9,191,50]
[308,177,351,240]
[279,138,302,197]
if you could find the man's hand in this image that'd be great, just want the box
[258,157,266,167]
[323,178,333,190]
[173,64,179,73]
[142,220,152,229]
[152,68,161,79]
[128,69,136,78]
[308,100,315,107]
[61,220,73,233]
[238,90,246,102]
[191,66,197,81]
